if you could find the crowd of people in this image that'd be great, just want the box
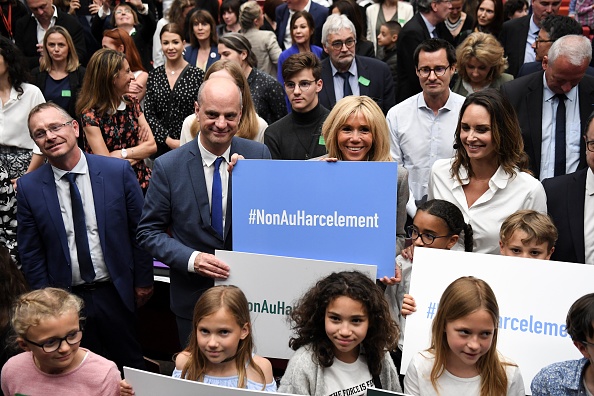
[0,0,593,393]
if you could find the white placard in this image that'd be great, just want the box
[215,250,377,359]
[123,367,295,395]
[401,248,591,394]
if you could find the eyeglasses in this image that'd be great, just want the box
[329,38,356,51]
[587,140,594,152]
[32,121,72,141]
[284,80,317,92]
[534,37,554,47]
[115,8,133,15]
[417,65,451,77]
[24,330,83,353]
[407,225,452,245]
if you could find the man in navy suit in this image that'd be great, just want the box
[498,0,561,77]
[137,78,272,345]
[318,14,395,114]
[275,0,328,50]
[543,112,594,264]
[17,103,153,371]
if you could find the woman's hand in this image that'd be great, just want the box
[165,136,180,150]
[321,157,338,162]
[401,294,417,317]
[69,0,80,15]
[120,379,135,396]
[379,263,402,285]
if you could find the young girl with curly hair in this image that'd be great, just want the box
[279,271,402,395]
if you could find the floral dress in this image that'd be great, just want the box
[81,97,151,192]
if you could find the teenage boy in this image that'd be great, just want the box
[264,53,329,160]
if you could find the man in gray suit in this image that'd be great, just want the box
[137,78,272,345]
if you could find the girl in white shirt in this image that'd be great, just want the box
[404,276,525,396]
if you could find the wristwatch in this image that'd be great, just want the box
[121,148,128,159]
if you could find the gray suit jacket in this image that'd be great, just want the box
[137,136,271,318]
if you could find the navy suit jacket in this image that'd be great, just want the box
[137,136,271,319]
[183,45,220,71]
[319,55,396,114]
[275,2,328,50]
[542,168,587,263]
[17,154,153,312]
[395,13,454,103]
[16,8,86,70]
[500,71,594,179]
[498,14,531,77]
[518,61,594,78]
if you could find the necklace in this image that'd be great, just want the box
[445,16,462,30]
[167,64,185,75]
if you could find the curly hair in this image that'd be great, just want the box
[451,88,530,182]
[456,32,508,85]
[288,271,399,376]
[322,96,392,162]
[181,286,266,389]
[0,36,30,98]
[429,276,512,396]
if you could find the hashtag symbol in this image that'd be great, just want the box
[248,209,256,224]
[426,302,437,319]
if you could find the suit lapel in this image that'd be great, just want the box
[526,73,544,178]
[568,169,587,263]
[87,155,107,255]
[41,166,70,263]
[187,141,220,239]
[321,59,337,108]
[516,16,530,65]
[356,57,370,97]
[578,79,594,170]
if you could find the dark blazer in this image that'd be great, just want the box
[498,14,531,77]
[395,12,454,103]
[183,45,220,71]
[500,71,594,179]
[542,168,587,263]
[137,136,272,320]
[518,61,594,78]
[275,2,328,50]
[16,154,153,313]
[30,67,86,121]
[319,55,396,114]
[16,8,87,70]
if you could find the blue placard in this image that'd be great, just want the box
[232,160,397,278]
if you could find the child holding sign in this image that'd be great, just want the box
[531,293,594,395]
[1,288,121,396]
[278,271,402,395]
[121,285,276,393]
[404,276,525,395]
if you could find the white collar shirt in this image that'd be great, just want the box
[584,168,594,264]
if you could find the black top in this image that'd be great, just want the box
[264,102,329,160]
[247,67,288,125]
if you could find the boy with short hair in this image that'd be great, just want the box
[498,210,557,260]
[531,293,594,395]
[377,21,401,94]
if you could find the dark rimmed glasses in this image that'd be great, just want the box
[407,225,452,245]
[24,330,83,353]
[417,65,451,78]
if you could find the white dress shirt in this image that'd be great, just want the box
[0,84,45,149]
[34,6,58,43]
[52,150,109,285]
[540,75,581,180]
[429,158,548,254]
[187,135,231,272]
[524,16,539,65]
[584,168,594,264]
[387,90,464,216]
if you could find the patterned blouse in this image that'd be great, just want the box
[247,68,287,125]
[81,98,151,192]
[0,164,17,263]
[144,64,205,157]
